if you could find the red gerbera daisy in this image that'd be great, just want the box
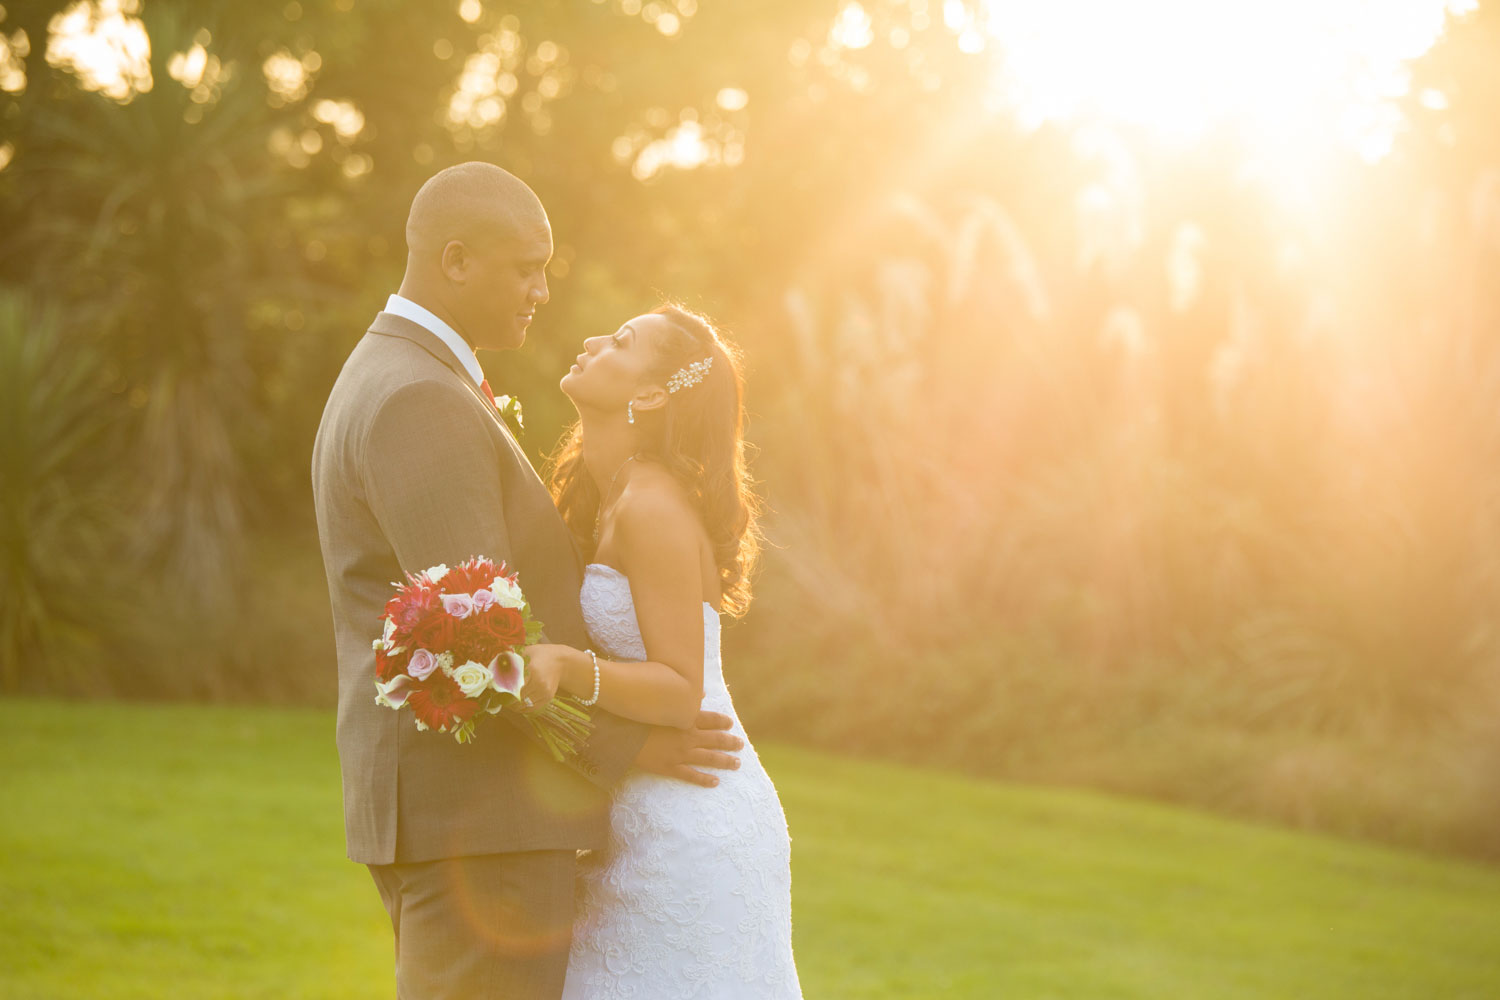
[406,672,479,733]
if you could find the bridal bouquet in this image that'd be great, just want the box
[372,556,592,757]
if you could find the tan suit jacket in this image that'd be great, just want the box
[312,310,647,865]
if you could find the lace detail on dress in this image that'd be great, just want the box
[562,564,802,1000]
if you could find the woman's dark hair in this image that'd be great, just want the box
[547,304,763,616]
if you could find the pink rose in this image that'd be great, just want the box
[407,648,439,680]
[471,589,496,612]
[441,593,475,619]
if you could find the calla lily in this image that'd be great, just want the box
[490,651,526,698]
[375,673,418,709]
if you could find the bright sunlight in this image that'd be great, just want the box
[923,0,1477,160]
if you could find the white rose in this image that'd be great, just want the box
[490,575,526,609]
[425,563,450,584]
[452,660,493,699]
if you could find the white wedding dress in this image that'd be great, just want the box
[561,563,803,1000]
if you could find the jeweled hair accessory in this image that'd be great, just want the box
[666,356,713,393]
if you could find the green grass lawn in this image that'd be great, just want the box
[2,699,1498,999]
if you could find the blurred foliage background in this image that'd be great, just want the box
[2,0,1498,860]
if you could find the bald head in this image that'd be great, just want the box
[405,162,546,258]
[397,162,554,352]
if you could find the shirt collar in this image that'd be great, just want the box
[384,293,485,388]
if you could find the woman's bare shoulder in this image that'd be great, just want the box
[614,463,698,532]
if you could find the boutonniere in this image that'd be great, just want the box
[493,393,525,438]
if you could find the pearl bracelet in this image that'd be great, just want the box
[580,649,601,707]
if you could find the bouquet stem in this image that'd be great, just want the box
[529,696,594,762]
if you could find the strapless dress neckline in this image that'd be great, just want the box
[585,562,719,611]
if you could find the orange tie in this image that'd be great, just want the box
[479,378,497,408]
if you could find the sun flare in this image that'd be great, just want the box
[942,0,1476,161]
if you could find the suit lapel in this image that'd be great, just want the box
[367,310,533,451]
[367,311,502,415]
[365,311,583,575]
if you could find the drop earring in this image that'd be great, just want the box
[627,401,635,425]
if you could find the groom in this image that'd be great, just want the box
[311,162,743,999]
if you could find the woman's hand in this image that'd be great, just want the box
[519,644,581,713]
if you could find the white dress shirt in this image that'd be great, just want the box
[384,293,484,388]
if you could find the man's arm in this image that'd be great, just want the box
[635,715,743,787]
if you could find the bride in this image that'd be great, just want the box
[518,304,803,999]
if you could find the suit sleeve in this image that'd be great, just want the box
[363,379,645,788]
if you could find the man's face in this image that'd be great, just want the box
[458,215,552,352]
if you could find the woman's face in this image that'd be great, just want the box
[560,313,670,411]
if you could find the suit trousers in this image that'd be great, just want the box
[368,850,576,1000]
